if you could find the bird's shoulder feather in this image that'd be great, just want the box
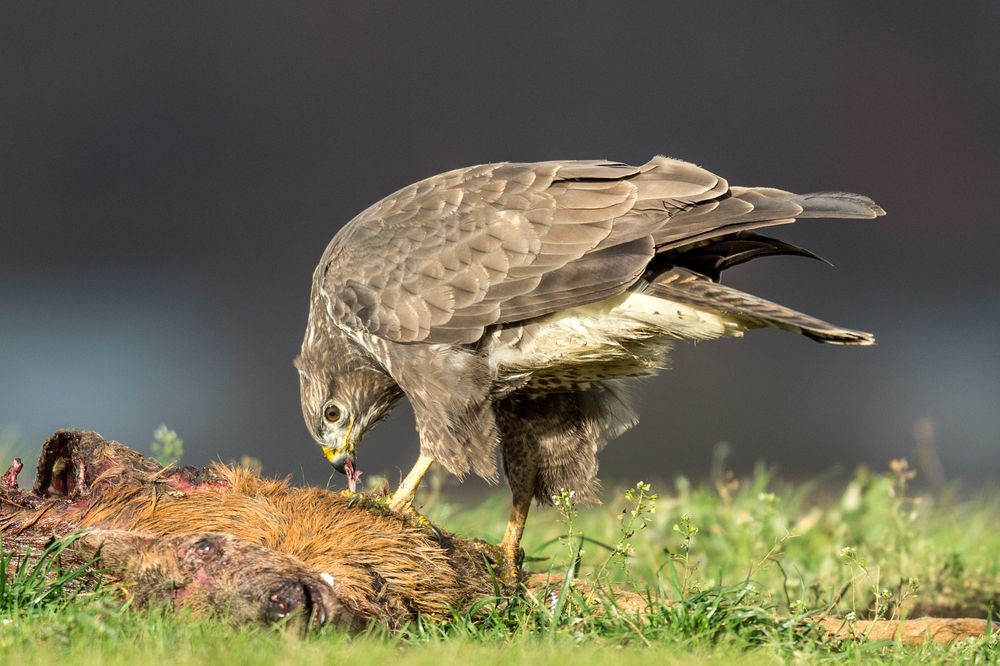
[314,157,727,344]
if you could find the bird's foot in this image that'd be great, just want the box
[389,497,443,540]
[395,508,446,546]
[387,486,415,514]
[342,490,395,515]
[345,490,442,545]
[469,539,523,589]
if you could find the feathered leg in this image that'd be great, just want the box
[498,437,537,583]
[495,383,637,582]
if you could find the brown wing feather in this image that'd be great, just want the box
[317,157,723,343]
[315,156,882,345]
[646,267,876,345]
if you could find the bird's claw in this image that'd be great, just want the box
[341,490,392,514]
[342,490,447,546]
[392,502,446,544]
[426,522,446,547]
[469,539,523,588]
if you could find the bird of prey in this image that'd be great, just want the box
[295,155,883,579]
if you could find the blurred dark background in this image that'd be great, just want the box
[2,2,998,490]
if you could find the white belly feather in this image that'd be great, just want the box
[488,291,745,384]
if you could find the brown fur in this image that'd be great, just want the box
[80,465,494,620]
[1,430,494,627]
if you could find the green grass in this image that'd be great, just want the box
[1,533,97,613]
[2,457,998,665]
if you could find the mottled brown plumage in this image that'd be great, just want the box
[295,155,884,577]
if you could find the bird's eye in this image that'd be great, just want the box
[322,402,342,424]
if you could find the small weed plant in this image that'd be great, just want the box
[1,533,97,614]
[150,425,184,466]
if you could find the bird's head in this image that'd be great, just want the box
[294,351,403,474]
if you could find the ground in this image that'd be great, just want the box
[1,454,997,665]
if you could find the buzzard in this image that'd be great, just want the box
[295,156,883,578]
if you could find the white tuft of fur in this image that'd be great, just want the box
[490,291,744,375]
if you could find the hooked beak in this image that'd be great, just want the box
[324,450,353,474]
[321,416,355,475]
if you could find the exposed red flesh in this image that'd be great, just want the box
[344,458,363,493]
[1,458,22,488]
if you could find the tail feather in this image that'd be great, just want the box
[666,232,828,281]
[641,184,882,344]
[784,191,887,219]
[645,267,875,346]
[655,186,885,252]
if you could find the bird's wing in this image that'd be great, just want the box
[646,267,875,345]
[315,156,882,344]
